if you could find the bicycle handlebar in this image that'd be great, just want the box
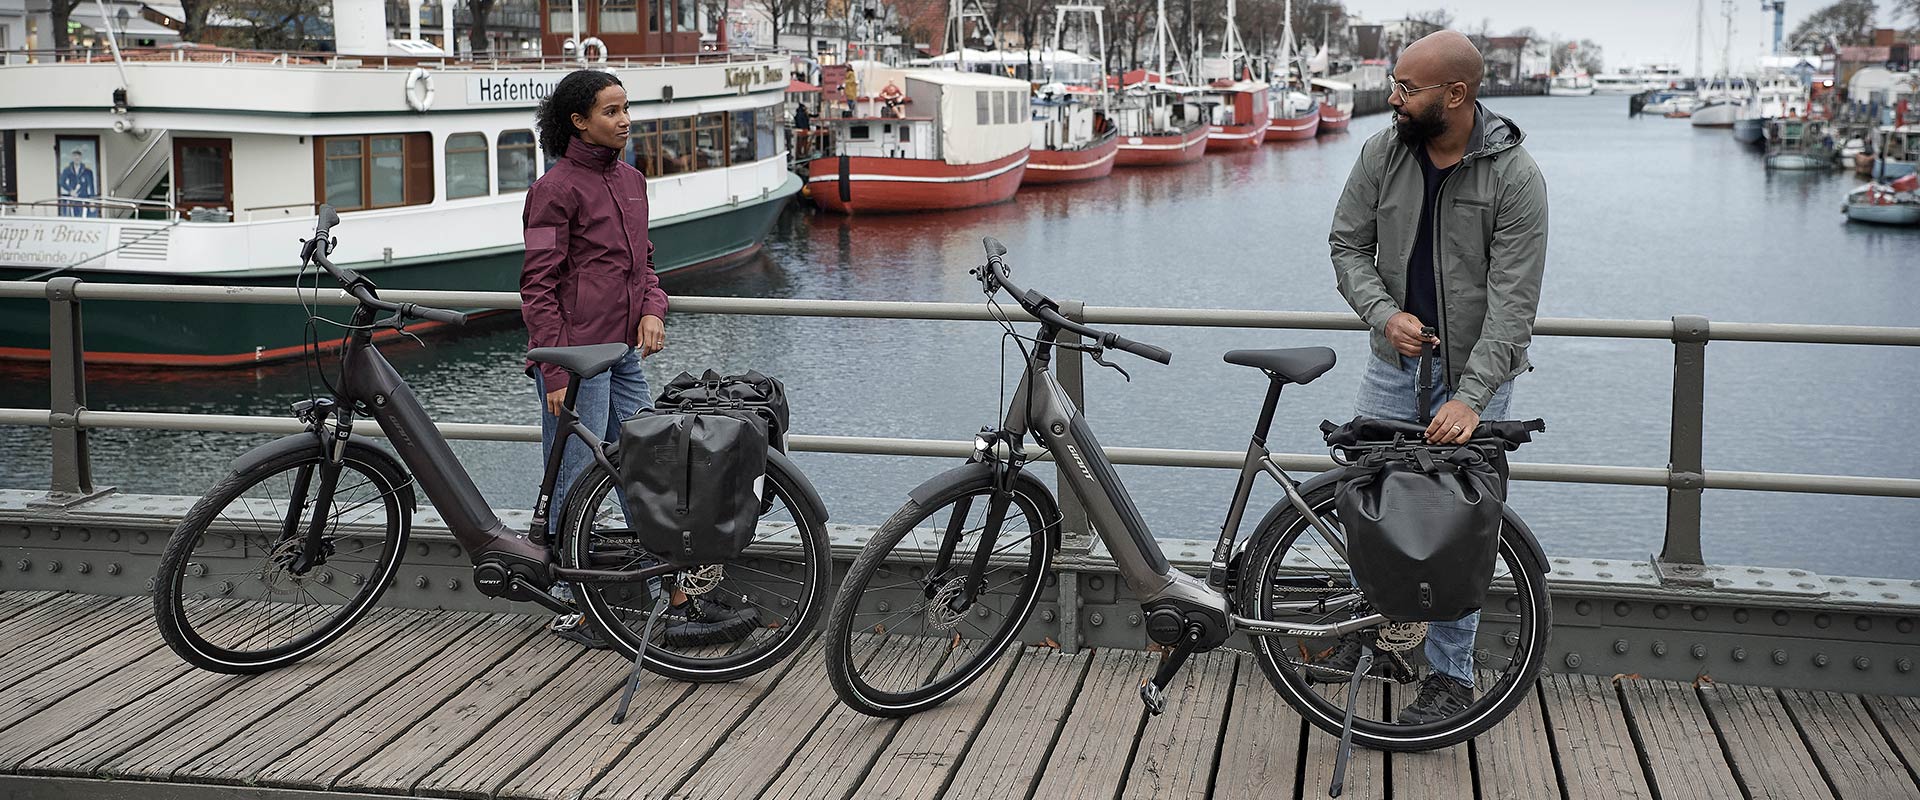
[980,237,1171,366]
[306,205,469,327]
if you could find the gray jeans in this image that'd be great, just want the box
[1352,353,1514,686]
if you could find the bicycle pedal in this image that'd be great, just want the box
[550,613,585,633]
[1139,682,1167,715]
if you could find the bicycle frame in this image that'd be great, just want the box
[997,323,1387,649]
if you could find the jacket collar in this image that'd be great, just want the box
[564,136,621,171]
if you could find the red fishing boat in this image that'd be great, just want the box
[1111,72,1209,167]
[1266,89,1321,140]
[1024,99,1121,184]
[805,66,1032,214]
[1313,78,1354,134]
[1202,78,1270,151]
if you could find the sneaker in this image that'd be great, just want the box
[661,597,761,647]
[1396,672,1474,725]
[1304,634,1387,683]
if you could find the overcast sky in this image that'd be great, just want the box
[1340,0,1907,73]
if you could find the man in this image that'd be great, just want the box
[1323,30,1548,725]
[58,149,97,218]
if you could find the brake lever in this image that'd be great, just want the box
[1089,348,1130,382]
[371,313,428,348]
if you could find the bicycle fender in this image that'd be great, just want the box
[767,448,829,522]
[906,462,1062,549]
[1239,467,1548,575]
[228,432,417,512]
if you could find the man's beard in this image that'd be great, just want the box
[1393,101,1448,148]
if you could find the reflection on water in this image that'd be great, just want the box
[2,95,1916,578]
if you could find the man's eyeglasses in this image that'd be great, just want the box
[1390,80,1460,99]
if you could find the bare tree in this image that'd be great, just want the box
[466,0,496,57]
[1550,38,1603,74]
[208,0,332,49]
[1787,0,1878,50]
[50,0,83,50]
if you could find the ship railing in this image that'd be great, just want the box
[1,280,1918,590]
[1,197,182,221]
[0,46,791,70]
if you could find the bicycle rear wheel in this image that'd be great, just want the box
[1237,483,1551,751]
[559,454,830,683]
[823,473,1056,718]
[153,441,409,674]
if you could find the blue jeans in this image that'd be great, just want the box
[1352,353,1514,687]
[533,350,650,536]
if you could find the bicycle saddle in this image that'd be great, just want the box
[528,343,632,379]
[1222,346,1337,385]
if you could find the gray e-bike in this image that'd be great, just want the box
[822,238,1551,753]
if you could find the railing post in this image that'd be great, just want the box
[1654,314,1710,587]
[36,277,111,508]
[1054,299,1090,653]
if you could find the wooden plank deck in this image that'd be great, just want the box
[1,591,1917,800]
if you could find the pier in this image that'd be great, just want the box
[0,280,1917,797]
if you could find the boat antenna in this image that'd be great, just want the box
[93,0,130,90]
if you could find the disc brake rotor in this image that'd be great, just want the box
[677,564,726,596]
[925,576,969,631]
[1376,621,1430,653]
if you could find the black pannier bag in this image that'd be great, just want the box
[655,370,791,451]
[617,409,768,566]
[1326,426,1506,623]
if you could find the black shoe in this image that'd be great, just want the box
[1397,672,1474,725]
[661,597,761,647]
[1304,634,1387,683]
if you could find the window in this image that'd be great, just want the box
[323,138,363,209]
[991,91,1005,124]
[658,117,693,175]
[548,7,578,37]
[648,0,658,31]
[848,124,870,140]
[314,133,432,210]
[898,124,911,143]
[174,137,232,210]
[497,129,536,191]
[694,113,725,170]
[629,119,660,176]
[676,0,696,31]
[976,92,989,125]
[1007,91,1022,123]
[729,109,756,164]
[600,0,638,33]
[755,105,780,157]
[1,130,17,204]
[446,132,489,199]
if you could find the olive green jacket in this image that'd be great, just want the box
[1328,102,1548,413]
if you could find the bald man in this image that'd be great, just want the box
[1321,30,1548,725]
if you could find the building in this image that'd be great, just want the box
[1483,35,1551,84]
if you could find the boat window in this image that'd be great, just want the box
[659,117,693,175]
[600,0,639,32]
[548,5,580,39]
[730,109,756,163]
[977,92,990,125]
[315,133,431,211]
[899,124,911,143]
[992,91,1006,125]
[629,119,660,176]
[0,131,14,204]
[648,0,658,31]
[498,130,536,192]
[695,113,726,170]
[175,137,232,210]
[755,102,780,157]
[676,0,696,31]
[849,124,870,140]
[446,132,489,199]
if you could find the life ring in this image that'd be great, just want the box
[578,36,608,64]
[405,67,435,112]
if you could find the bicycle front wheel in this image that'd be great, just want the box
[823,473,1057,718]
[153,441,410,674]
[1238,482,1551,752]
[559,454,831,683]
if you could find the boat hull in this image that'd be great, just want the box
[804,150,1028,214]
[1691,101,1739,127]
[1316,103,1351,134]
[1732,118,1765,145]
[0,176,800,367]
[1264,112,1320,141]
[1766,153,1831,170]
[1844,202,1920,225]
[1547,86,1595,96]
[1206,122,1267,152]
[1023,130,1120,185]
[1114,125,1209,167]
[1872,160,1919,181]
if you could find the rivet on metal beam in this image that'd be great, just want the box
[447,579,461,591]
[1614,602,1631,617]
[1691,644,1707,660]
[1565,653,1581,669]
[1042,609,1056,622]
[1898,619,1914,635]
[76,562,91,574]
[106,563,121,575]
[1652,641,1667,657]
[1812,653,1829,668]
[1854,657,1871,671]
[1732,648,1748,662]
[1691,607,1708,622]
[1897,659,1912,674]
[1653,605,1669,620]
[1613,640,1629,655]
[1813,614,1830,629]
[1734,609,1750,623]
[1772,650,1788,665]
[414,576,428,588]
[1089,612,1104,626]
[46,561,61,573]
[1855,617,1871,632]
[15,560,28,572]
[135,533,148,544]
[1773,611,1790,626]
[877,601,891,613]
[1128,613,1141,627]
[1575,601,1591,616]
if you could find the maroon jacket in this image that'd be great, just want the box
[521,137,669,390]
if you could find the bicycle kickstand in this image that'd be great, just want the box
[1139,624,1202,716]
[1328,645,1375,798]
[610,595,668,725]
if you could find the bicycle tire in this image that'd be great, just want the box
[1238,483,1551,752]
[560,454,831,683]
[823,474,1056,718]
[153,442,409,674]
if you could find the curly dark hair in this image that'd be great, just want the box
[536,70,625,161]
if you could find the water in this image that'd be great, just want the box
[4,95,1917,579]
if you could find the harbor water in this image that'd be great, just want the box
[2,95,1916,578]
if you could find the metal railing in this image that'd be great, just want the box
[0,46,789,70]
[2,279,1918,587]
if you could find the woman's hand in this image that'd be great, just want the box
[639,315,666,357]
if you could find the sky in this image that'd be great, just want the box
[1341,0,1908,73]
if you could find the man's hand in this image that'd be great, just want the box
[639,315,666,357]
[1425,399,1479,445]
[545,387,566,417]
[1384,312,1438,357]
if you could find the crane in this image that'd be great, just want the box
[1760,0,1785,55]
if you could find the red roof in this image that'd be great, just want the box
[788,79,820,93]
[1838,46,1891,62]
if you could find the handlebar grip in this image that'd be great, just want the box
[404,303,469,326]
[1104,333,1173,365]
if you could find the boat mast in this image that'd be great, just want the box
[1279,0,1293,90]
[952,0,964,71]
[1693,0,1703,83]
[1155,0,1167,80]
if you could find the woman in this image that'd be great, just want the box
[523,69,754,648]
